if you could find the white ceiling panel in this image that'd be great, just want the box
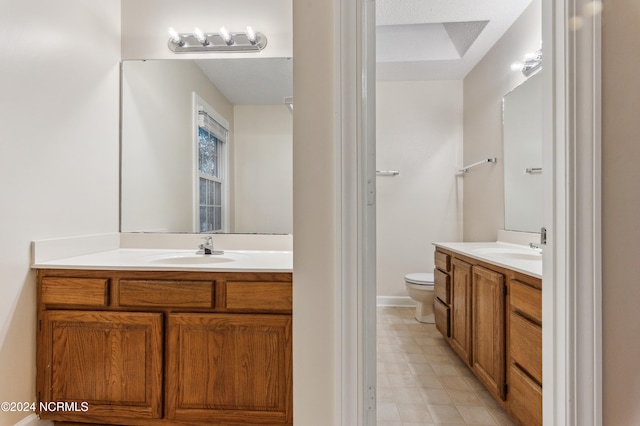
[376,0,533,81]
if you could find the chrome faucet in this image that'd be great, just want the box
[199,236,215,255]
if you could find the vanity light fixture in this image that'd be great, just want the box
[168,27,184,47]
[167,26,267,53]
[511,49,542,77]
[246,26,257,44]
[219,26,233,45]
[193,27,210,46]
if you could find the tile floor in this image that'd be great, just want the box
[377,307,515,426]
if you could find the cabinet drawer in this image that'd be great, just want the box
[510,280,542,324]
[119,280,213,308]
[434,269,450,304]
[434,251,451,272]
[225,282,292,312]
[510,312,542,384]
[434,297,450,338]
[509,364,542,426]
[41,277,109,306]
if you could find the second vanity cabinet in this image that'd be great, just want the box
[36,269,293,426]
[434,247,542,426]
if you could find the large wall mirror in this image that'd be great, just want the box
[120,58,293,234]
[503,71,543,233]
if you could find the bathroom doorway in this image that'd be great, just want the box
[357,0,603,424]
[373,1,540,424]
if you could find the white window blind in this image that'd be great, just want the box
[198,109,228,142]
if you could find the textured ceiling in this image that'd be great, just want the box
[195,57,292,105]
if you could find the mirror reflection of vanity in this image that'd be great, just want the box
[120,58,293,234]
[502,72,543,233]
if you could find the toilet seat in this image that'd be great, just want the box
[405,272,434,287]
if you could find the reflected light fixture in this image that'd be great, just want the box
[167,26,267,53]
[510,49,542,77]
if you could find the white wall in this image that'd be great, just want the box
[292,0,338,422]
[121,60,233,232]
[463,0,541,241]
[376,81,463,298]
[0,1,121,425]
[233,105,293,234]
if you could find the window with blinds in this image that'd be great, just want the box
[196,99,229,233]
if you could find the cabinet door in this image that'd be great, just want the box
[166,313,292,425]
[471,265,506,400]
[38,310,163,421]
[450,258,472,364]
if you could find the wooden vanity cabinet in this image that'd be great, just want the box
[433,248,542,425]
[36,269,293,426]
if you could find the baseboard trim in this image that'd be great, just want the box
[13,414,52,426]
[376,296,414,307]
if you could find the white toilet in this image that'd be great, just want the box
[404,272,435,323]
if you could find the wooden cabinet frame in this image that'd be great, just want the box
[36,269,293,426]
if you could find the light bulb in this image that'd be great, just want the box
[194,27,209,45]
[168,27,183,46]
[510,62,523,72]
[246,26,257,44]
[584,1,603,16]
[219,26,233,45]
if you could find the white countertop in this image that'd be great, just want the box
[32,248,293,273]
[433,241,542,278]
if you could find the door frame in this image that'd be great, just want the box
[541,0,602,424]
[335,0,377,424]
[336,0,603,424]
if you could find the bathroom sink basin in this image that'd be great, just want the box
[472,247,542,261]
[146,253,236,265]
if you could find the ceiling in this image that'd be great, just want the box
[376,0,533,80]
[196,0,533,104]
[195,57,293,105]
